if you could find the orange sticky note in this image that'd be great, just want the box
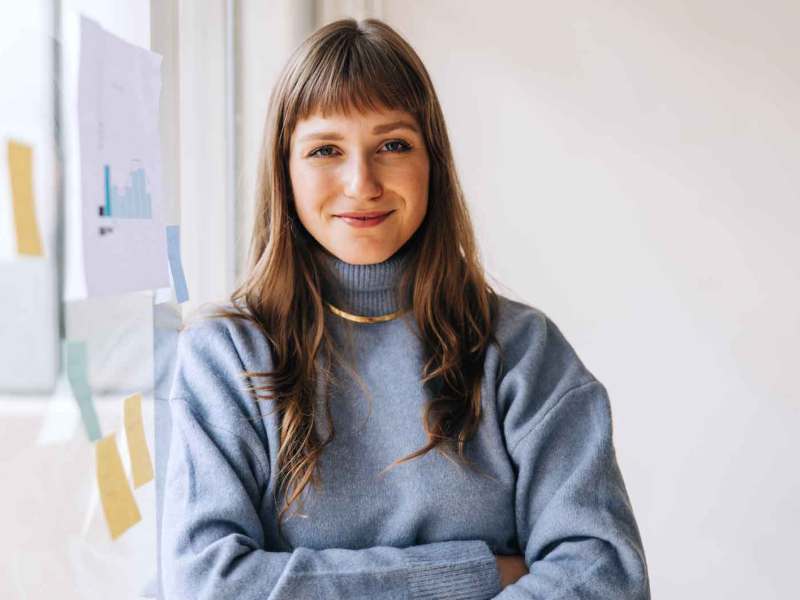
[7,140,43,256]
[96,434,142,540]
[124,393,154,488]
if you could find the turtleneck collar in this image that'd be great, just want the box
[314,242,414,318]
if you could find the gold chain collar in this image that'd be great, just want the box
[324,301,408,324]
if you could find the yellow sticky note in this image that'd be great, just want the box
[7,140,43,256]
[124,393,154,488]
[96,434,142,540]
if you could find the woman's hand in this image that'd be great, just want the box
[495,554,529,589]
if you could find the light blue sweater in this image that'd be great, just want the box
[160,246,650,599]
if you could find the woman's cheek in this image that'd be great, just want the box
[292,168,329,212]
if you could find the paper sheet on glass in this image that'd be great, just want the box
[68,15,169,298]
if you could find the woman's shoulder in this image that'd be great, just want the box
[169,301,274,433]
[493,292,550,341]
[492,292,598,386]
[177,300,274,370]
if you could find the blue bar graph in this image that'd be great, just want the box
[99,164,152,219]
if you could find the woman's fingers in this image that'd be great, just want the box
[495,554,529,588]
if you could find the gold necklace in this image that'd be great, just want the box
[325,301,407,324]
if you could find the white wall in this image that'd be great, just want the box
[359,1,799,598]
[176,0,234,314]
[235,0,316,283]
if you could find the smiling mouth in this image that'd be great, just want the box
[345,215,385,221]
[335,210,395,220]
[334,210,395,227]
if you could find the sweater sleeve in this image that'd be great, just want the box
[492,312,650,599]
[160,318,501,600]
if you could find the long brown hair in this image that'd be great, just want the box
[214,17,500,542]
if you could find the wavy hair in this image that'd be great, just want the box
[214,17,500,545]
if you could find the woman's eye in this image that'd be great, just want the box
[309,145,338,158]
[307,140,412,158]
[381,139,412,153]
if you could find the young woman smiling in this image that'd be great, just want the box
[160,17,651,600]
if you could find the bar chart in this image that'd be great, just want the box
[98,163,152,219]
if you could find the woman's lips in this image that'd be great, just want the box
[335,210,394,228]
[336,210,393,218]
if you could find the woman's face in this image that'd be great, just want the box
[288,104,430,265]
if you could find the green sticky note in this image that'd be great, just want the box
[65,340,102,442]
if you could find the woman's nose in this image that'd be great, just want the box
[343,154,383,202]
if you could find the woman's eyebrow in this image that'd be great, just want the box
[297,120,419,143]
[372,120,419,135]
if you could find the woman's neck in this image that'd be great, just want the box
[314,243,413,317]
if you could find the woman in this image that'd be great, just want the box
[160,17,650,599]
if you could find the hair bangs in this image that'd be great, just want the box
[287,31,426,135]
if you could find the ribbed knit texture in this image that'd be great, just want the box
[160,248,651,599]
[316,242,412,317]
[405,541,504,599]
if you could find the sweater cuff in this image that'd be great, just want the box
[404,540,501,600]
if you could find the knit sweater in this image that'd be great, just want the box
[160,245,651,599]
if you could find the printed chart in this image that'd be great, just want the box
[71,15,169,297]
